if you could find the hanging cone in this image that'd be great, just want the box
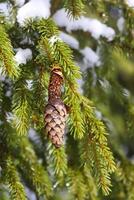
[44,64,67,147]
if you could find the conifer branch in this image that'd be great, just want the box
[35,19,116,193]
[2,157,27,200]
[31,69,49,129]
[83,165,99,200]
[12,79,32,135]
[64,0,85,18]
[38,35,85,139]
[68,169,88,200]
[15,138,53,198]
[52,41,85,139]
[80,97,116,195]
[46,142,67,184]
[36,19,59,38]
[0,26,19,79]
[20,17,116,197]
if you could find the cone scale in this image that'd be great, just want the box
[44,64,67,147]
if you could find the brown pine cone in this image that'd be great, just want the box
[45,99,67,147]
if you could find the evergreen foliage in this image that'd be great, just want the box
[64,0,85,18]
[0,26,19,79]
[0,0,134,199]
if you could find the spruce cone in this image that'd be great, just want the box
[45,99,67,147]
[44,64,68,147]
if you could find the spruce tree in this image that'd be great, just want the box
[0,0,134,200]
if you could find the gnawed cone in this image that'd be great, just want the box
[44,64,67,147]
